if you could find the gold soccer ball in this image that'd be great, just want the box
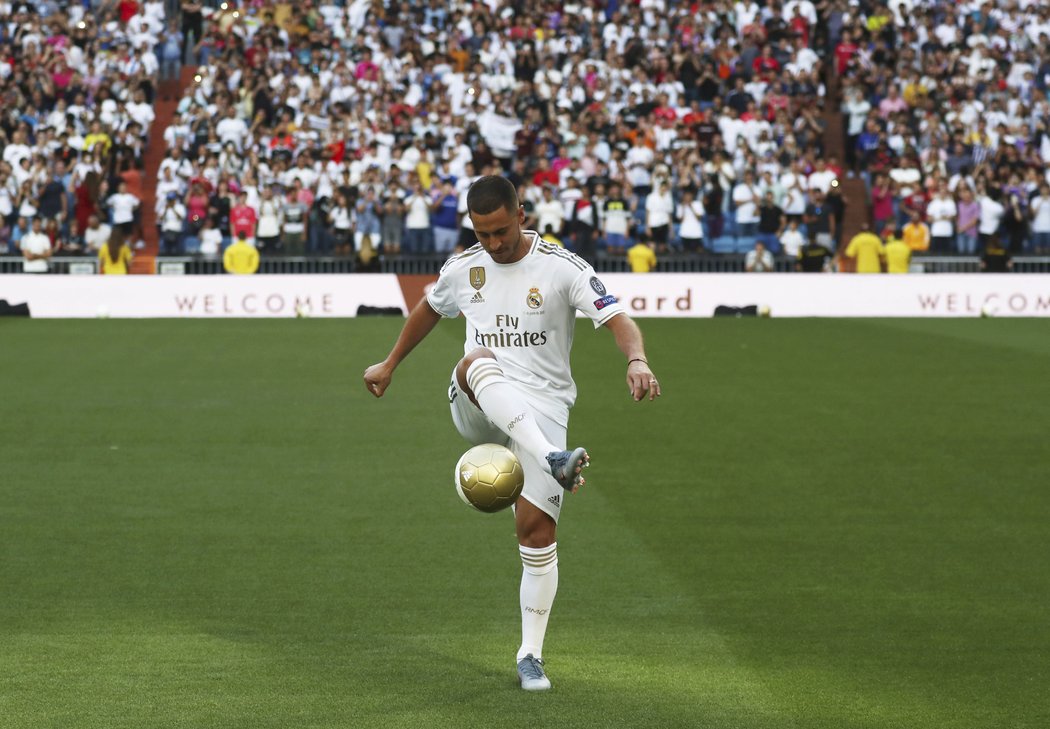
[455,444,525,513]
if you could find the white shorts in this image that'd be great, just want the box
[448,366,568,522]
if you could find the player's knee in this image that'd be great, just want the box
[459,347,497,371]
[456,347,498,399]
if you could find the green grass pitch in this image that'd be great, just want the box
[2,317,1048,728]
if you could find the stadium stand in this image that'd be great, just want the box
[0,0,174,272]
[2,1,1049,274]
[148,0,844,267]
[836,1,1050,255]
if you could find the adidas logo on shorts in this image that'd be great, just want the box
[547,494,560,507]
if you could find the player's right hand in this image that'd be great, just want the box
[363,362,393,398]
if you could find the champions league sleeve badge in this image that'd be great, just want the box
[589,276,607,296]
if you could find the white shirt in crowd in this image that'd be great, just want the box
[603,200,631,236]
[158,156,193,180]
[2,142,30,166]
[21,231,52,273]
[256,198,282,238]
[926,196,957,237]
[645,188,675,228]
[126,100,156,131]
[890,166,922,196]
[1031,195,1050,233]
[160,202,187,233]
[84,223,112,252]
[199,227,222,257]
[404,193,431,229]
[732,183,760,224]
[779,171,808,215]
[978,195,1005,235]
[330,205,354,231]
[783,0,818,25]
[676,199,705,239]
[109,193,139,225]
[807,169,837,195]
[843,97,872,136]
[454,175,476,215]
[559,185,583,222]
[625,144,654,186]
[155,181,184,213]
[216,115,249,147]
[19,196,37,219]
[536,197,564,235]
[780,227,805,257]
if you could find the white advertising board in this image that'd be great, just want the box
[0,275,407,318]
[597,274,1050,318]
[1,274,1048,318]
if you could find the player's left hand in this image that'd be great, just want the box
[627,360,661,402]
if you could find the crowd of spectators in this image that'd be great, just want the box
[147,0,841,264]
[0,1,179,270]
[840,0,1050,255]
[5,0,1050,274]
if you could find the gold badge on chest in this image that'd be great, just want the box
[469,267,486,290]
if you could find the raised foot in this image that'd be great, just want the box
[545,447,590,494]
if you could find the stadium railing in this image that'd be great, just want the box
[0,257,101,275]
[3,256,1050,275]
[914,256,1050,274]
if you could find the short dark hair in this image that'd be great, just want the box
[467,175,519,216]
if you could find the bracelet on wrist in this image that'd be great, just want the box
[627,358,648,366]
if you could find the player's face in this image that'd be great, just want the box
[470,205,527,264]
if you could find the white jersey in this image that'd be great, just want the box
[427,231,624,419]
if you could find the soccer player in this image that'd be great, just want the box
[363,176,660,691]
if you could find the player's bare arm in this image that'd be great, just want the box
[363,298,443,398]
[604,312,660,401]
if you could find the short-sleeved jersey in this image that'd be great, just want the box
[427,230,624,419]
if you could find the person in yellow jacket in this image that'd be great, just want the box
[627,237,658,272]
[844,223,885,273]
[901,210,930,252]
[83,119,112,155]
[883,227,912,273]
[223,233,260,274]
[98,233,133,274]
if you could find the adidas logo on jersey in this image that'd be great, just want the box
[547,494,561,507]
[470,291,485,304]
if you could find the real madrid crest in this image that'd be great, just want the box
[469,267,486,290]
[526,287,544,309]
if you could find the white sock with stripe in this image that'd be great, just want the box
[465,358,558,463]
[518,543,558,661]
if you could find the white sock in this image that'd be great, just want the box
[465,358,558,463]
[517,543,558,661]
